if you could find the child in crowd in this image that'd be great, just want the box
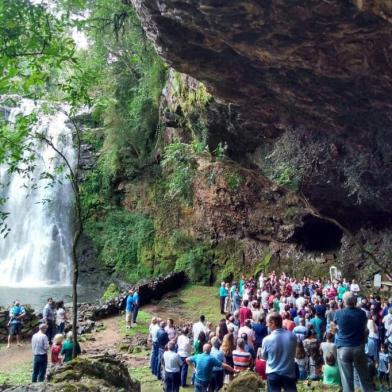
[295,341,308,380]
[51,333,64,367]
[378,344,389,392]
[322,353,341,387]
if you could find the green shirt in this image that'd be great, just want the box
[323,364,341,386]
[61,340,81,362]
[273,299,280,313]
[194,339,203,355]
[337,286,347,300]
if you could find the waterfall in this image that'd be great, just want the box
[0,98,75,287]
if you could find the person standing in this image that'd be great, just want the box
[31,324,49,382]
[177,327,192,388]
[209,337,225,391]
[163,341,183,392]
[239,300,252,327]
[219,282,228,315]
[7,300,26,348]
[55,301,66,334]
[42,298,55,344]
[334,291,373,392]
[155,321,169,380]
[132,289,139,325]
[125,289,134,329]
[261,312,297,392]
[186,343,236,392]
[192,315,207,341]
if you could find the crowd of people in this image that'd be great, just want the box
[148,272,392,392]
[7,297,80,383]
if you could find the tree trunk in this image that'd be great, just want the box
[72,223,81,358]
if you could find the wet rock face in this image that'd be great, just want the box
[131,0,392,224]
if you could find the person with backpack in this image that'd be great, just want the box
[7,300,26,348]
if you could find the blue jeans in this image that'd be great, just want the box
[180,356,189,386]
[32,354,47,382]
[151,343,159,376]
[267,373,297,392]
[337,345,374,392]
[194,379,209,392]
[154,347,164,380]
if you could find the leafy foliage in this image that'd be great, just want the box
[86,210,155,282]
[161,140,198,205]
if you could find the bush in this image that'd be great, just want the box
[86,210,155,282]
[101,283,120,301]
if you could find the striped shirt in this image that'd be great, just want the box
[232,349,251,371]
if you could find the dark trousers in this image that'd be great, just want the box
[56,322,65,334]
[165,371,181,392]
[267,373,297,392]
[209,370,224,391]
[46,319,54,344]
[132,305,139,323]
[179,356,188,386]
[220,296,226,314]
[32,354,47,382]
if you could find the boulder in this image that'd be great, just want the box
[1,354,140,392]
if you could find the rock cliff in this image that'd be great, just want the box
[123,0,392,281]
[131,0,392,227]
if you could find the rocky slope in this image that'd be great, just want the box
[131,0,392,227]
[120,0,392,281]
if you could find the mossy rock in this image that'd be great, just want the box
[45,354,140,392]
[223,371,264,392]
[101,283,120,302]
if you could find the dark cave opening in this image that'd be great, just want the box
[292,216,343,252]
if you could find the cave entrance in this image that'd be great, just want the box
[292,215,343,252]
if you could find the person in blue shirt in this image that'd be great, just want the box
[125,289,134,329]
[186,343,236,392]
[333,291,373,392]
[132,289,140,325]
[219,282,228,315]
[261,312,297,392]
[7,300,26,348]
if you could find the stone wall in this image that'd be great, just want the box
[0,305,40,342]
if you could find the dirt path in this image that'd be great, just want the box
[0,315,124,373]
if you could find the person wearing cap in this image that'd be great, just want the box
[7,300,26,348]
[125,289,134,329]
[31,324,49,382]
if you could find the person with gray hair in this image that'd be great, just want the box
[209,337,224,391]
[163,340,183,392]
[31,324,49,382]
[333,291,373,391]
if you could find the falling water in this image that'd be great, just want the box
[0,98,75,287]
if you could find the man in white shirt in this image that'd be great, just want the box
[192,315,207,341]
[350,279,360,295]
[163,341,183,392]
[177,327,192,387]
[238,319,255,349]
[383,308,392,337]
[261,289,270,312]
[31,324,49,382]
[149,318,160,376]
[296,295,306,310]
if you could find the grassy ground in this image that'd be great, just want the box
[0,362,31,385]
[0,285,342,391]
